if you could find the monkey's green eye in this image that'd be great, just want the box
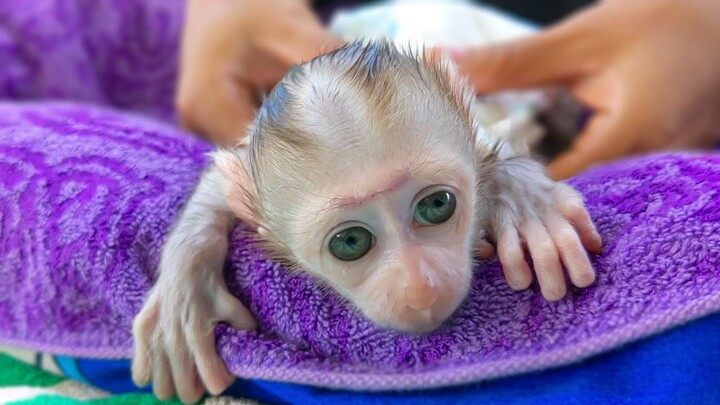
[414,191,456,225]
[329,226,374,261]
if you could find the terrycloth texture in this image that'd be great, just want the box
[2,313,720,405]
[2,0,720,395]
[232,313,720,404]
[1,102,719,392]
[0,0,185,123]
[0,0,360,122]
[0,102,211,354]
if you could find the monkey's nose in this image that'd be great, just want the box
[405,275,439,311]
[395,246,439,310]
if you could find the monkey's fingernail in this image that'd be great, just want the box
[130,364,150,387]
[216,372,235,394]
[204,371,230,395]
[592,233,603,252]
[132,376,149,387]
[506,267,532,291]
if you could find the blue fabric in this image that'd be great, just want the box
[60,311,720,404]
[236,312,720,405]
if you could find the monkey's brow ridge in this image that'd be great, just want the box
[327,170,411,210]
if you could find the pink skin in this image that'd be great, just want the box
[396,245,440,310]
[329,171,412,209]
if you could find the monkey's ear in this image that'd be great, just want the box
[212,145,261,227]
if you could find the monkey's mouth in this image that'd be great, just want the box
[398,312,445,334]
[376,299,463,335]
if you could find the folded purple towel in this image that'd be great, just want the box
[1,102,718,391]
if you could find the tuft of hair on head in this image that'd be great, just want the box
[252,39,482,147]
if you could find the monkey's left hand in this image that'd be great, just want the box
[131,256,256,404]
[484,158,603,301]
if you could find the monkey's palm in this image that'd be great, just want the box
[485,160,602,301]
[131,261,256,404]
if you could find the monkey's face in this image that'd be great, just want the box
[290,159,478,334]
[230,41,486,333]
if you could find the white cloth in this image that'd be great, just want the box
[329,0,561,153]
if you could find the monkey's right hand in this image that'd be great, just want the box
[131,263,256,404]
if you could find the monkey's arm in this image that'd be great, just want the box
[479,142,603,301]
[131,166,256,404]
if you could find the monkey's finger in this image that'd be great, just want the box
[130,306,157,386]
[450,5,605,93]
[168,334,205,404]
[555,189,603,254]
[547,217,596,288]
[496,228,532,290]
[215,286,257,331]
[130,351,151,388]
[190,325,235,396]
[523,222,566,301]
[153,353,175,400]
[183,368,205,405]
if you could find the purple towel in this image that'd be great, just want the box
[2,0,720,392]
[0,0,185,122]
[0,0,359,122]
[1,101,719,391]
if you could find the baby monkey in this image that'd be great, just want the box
[132,41,602,403]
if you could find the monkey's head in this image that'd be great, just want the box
[215,41,496,333]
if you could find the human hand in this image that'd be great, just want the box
[447,0,720,179]
[176,0,345,146]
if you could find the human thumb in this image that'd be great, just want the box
[259,16,347,67]
[446,6,603,93]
